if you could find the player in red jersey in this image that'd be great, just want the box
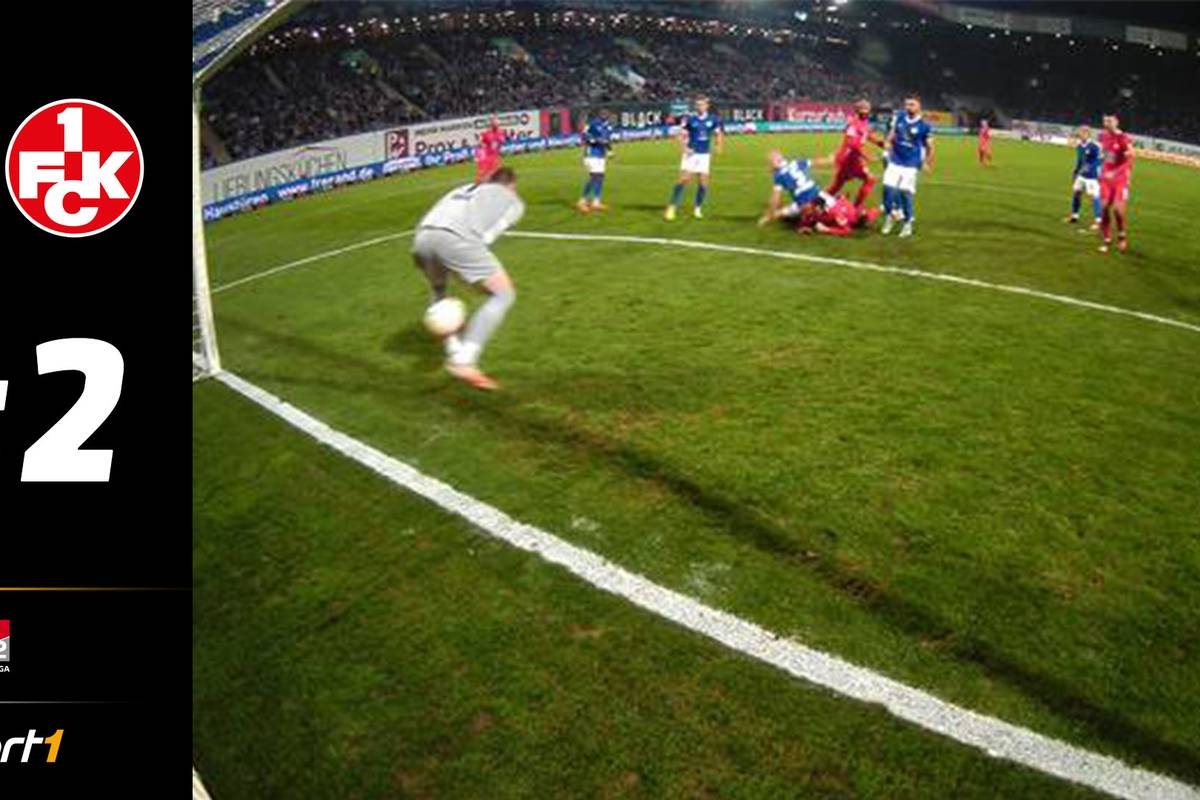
[1097,113,1134,253]
[977,119,993,166]
[796,195,880,236]
[474,115,507,183]
[826,99,885,209]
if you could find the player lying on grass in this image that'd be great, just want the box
[1065,124,1103,229]
[826,98,886,209]
[411,167,525,391]
[1097,113,1134,254]
[757,150,836,226]
[665,95,724,220]
[577,109,614,213]
[795,194,882,236]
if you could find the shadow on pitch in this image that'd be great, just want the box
[462,397,1200,784]
[216,312,1200,784]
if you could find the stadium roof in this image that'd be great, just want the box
[193,0,303,82]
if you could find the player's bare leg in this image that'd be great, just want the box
[446,269,515,391]
[665,171,692,220]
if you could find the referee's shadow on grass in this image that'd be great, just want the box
[220,314,1199,784]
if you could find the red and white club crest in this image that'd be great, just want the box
[6,98,143,237]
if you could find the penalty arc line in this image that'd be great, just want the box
[212,368,1198,800]
[210,229,1200,335]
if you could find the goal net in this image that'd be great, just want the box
[192,0,301,380]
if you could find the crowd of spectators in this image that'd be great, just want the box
[201,6,1199,163]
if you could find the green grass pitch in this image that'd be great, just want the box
[193,132,1200,798]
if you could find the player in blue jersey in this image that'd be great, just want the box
[577,109,614,213]
[757,150,836,226]
[664,95,724,221]
[1065,124,1103,229]
[881,95,935,238]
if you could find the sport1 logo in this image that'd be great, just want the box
[5,99,143,237]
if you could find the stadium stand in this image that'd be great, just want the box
[200,3,1200,163]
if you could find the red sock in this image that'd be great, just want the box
[1100,208,1111,240]
[1115,210,1126,236]
[854,177,876,208]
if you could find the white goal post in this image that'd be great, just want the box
[191,0,304,381]
[192,85,220,380]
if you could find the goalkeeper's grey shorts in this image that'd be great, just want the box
[411,227,502,285]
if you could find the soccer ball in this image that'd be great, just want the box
[423,297,466,336]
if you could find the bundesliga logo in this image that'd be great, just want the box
[0,619,8,665]
[5,98,143,237]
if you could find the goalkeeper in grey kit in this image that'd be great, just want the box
[411,167,524,390]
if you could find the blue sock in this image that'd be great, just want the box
[582,177,595,199]
[882,185,895,214]
[670,182,685,206]
[594,175,604,200]
[695,184,707,208]
[1091,195,1102,220]
[1071,192,1081,216]
[900,191,914,222]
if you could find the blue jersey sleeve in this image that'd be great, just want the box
[796,158,811,172]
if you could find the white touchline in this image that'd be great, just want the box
[211,229,1200,335]
[212,369,1198,800]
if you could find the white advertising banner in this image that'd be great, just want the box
[1125,26,1187,51]
[1034,16,1071,36]
[202,130,385,204]
[383,109,540,159]
[950,5,1011,30]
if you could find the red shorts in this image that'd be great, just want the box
[835,159,870,181]
[827,159,871,193]
[1101,174,1129,204]
[474,157,500,183]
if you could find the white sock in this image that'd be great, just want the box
[449,340,481,367]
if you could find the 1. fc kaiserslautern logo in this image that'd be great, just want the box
[0,619,9,663]
[5,98,143,237]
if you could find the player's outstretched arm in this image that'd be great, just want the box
[758,187,782,226]
[810,154,837,169]
[716,128,725,156]
[924,139,936,173]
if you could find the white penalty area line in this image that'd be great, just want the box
[507,231,1200,335]
[211,228,1200,335]
[214,368,1197,800]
